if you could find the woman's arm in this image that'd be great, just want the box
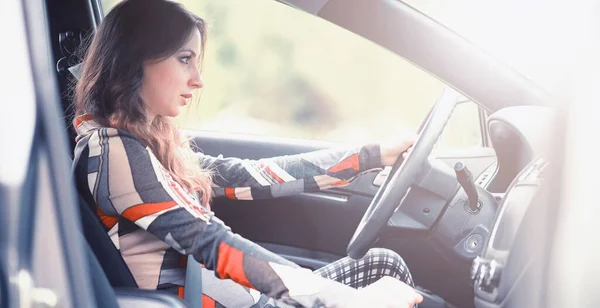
[88,128,358,307]
[198,145,383,200]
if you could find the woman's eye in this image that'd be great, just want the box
[180,56,191,64]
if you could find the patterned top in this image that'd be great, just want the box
[73,116,383,307]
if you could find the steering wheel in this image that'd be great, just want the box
[346,88,459,259]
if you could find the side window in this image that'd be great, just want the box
[438,100,486,149]
[100,0,119,14]
[100,0,487,149]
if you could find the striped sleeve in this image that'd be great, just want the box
[90,128,359,307]
[199,145,382,200]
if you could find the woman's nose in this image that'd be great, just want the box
[189,72,204,89]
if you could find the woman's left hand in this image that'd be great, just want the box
[379,134,417,167]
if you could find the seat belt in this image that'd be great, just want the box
[72,133,203,307]
[184,257,203,308]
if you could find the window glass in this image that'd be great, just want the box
[100,0,485,148]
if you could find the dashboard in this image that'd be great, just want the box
[489,158,548,253]
[369,105,557,307]
[471,106,558,307]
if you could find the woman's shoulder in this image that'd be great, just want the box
[73,117,158,174]
[75,116,139,142]
[81,126,151,161]
[85,126,142,142]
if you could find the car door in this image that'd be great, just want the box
[0,1,96,307]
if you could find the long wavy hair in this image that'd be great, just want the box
[74,0,213,205]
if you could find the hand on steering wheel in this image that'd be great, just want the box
[379,134,418,167]
[347,88,459,259]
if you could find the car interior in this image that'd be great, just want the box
[0,0,567,307]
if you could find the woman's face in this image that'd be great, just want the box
[140,29,203,119]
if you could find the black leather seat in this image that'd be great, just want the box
[77,194,138,288]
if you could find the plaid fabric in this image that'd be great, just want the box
[314,248,414,289]
[206,248,416,308]
[200,248,416,308]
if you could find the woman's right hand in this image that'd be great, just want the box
[344,276,424,308]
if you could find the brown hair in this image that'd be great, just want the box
[74,0,212,204]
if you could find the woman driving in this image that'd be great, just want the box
[72,0,422,307]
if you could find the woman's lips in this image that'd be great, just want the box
[180,94,192,106]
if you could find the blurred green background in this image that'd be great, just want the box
[100,0,483,148]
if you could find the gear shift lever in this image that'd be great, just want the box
[454,162,481,212]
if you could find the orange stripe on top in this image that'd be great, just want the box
[331,180,350,187]
[169,180,195,207]
[121,201,177,222]
[202,295,216,308]
[216,242,255,289]
[225,187,237,200]
[96,204,119,229]
[265,167,285,183]
[73,114,94,129]
[167,177,209,215]
[328,154,360,173]
[177,286,185,299]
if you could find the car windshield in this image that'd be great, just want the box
[403,0,581,95]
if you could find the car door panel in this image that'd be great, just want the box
[192,132,497,257]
